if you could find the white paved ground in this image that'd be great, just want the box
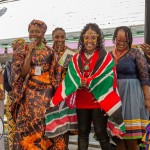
[68,134,101,150]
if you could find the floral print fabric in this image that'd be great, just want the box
[12,44,56,150]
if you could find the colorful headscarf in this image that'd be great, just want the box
[28,19,47,34]
[12,38,26,47]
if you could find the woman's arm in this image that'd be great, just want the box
[142,85,150,113]
[21,42,36,77]
[135,49,150,112]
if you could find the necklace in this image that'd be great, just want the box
[36,42,45,50]
[113,49,128,64]
[84,52,94,59]
[83,55,93,71]
[83,50,95,70]
[115,49,126,57]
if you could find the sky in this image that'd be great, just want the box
[0,0,145,40]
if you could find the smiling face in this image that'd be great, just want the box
[29,25,44,45]
[115,29,128,51]
[52,29,66,50]
[83,28,98,52]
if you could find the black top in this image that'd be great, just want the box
[4,60,12,92]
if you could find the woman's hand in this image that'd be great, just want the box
[140,43,150,55]
[145,99,150,113]
[28,42,36,53]
[81,78,87,88]
[0,68,2,73]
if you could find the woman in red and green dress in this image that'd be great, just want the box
[48,23,125,150]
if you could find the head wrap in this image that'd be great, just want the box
[12,38,26,47]
[28,19,47,34]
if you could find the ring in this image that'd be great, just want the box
[147,47,150,50]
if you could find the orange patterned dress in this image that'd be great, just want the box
[11,44,56,150]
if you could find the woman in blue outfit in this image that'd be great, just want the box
[110,26,150,150]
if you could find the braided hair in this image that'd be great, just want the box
[52,27,66,37]
[78,23,104,52]
[112,26,133,49]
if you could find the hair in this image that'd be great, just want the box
[52,27,66,37]
[112,26,133,49]
[78,23,104,52]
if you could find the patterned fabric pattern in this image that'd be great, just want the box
[28,19,47,34]
[48,132,69,150]
[6,92,15,150]
[11,44,56,150]
[12,38,26,47]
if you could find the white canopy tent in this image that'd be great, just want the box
[0,0,145,40]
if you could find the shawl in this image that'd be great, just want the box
[49,49,125,138]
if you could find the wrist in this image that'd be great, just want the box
[26,53,32,59]
[0,84,4,90]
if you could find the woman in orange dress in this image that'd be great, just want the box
[11,20,56,150]
[4,38,26,150]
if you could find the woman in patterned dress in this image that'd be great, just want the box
[4,38,26,150]
[45,28,78,150]
[110,26,150,150]
[11,20,56,150]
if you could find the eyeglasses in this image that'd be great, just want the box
[83,35,98,43]
[116,38,128,45]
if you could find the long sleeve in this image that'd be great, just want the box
[135,49,150,85]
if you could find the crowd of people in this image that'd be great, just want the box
[0,19,150,150]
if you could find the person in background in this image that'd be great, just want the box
[3,38,26,150]
[110,26,150,150]
[49,23,125,150]
[140,43,150,78]
[11,19,56,150]
[0,64,5,150]
[45,27,78,150]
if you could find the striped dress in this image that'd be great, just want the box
[111,48,149,139]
